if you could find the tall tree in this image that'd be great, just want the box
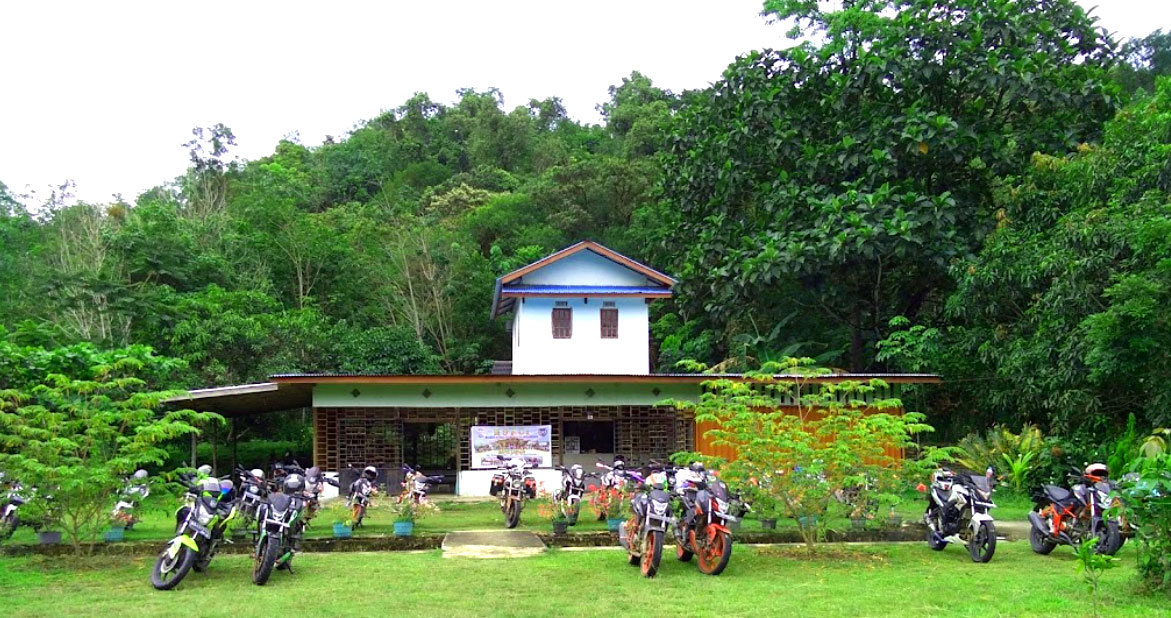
[660,0,1116,370]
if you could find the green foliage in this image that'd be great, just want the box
[942,80,1171,434]
[0,354,219,554]
[1074,536,1122,617]
[953,424,1044,494]
[667,358,946,550]
[661,0,1115,371]
[1118,448,1171,593]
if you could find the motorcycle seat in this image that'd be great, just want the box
[1043,485,1073,505]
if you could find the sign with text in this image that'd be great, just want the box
[470,425,552,469]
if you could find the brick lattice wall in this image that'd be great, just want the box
[314,405,687,471]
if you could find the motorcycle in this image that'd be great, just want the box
[554,464,586,525]
[922,468,997,563]
[303,466,338,520]
[348,475,378,528]
[490,459,536,529]
[150,471,238,590]
[252,470,308,585]
[619,466,674,578]
[235,466,269,524]
[592,458,630,521]
[1028,463,1123,556]
[400,465,444,504]
[1,478,30,540]
[112,470,150,530]
[671,465,738,575]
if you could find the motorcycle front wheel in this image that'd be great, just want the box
[640,530,664,578]
[968,521,996,563]
[151,546,196,590]
[696,529,732,575]
[1096,520,1122,556]
[252,536,280,585]
[1029,525,1057,555]
[675,528,694,562]
[505,499,521,529]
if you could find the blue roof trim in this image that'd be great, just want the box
[501,285,672,295]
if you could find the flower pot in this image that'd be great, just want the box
[552,521,569,535]
[103,526,125,542]
[851,517,868,530]
[333,523,352,539]
[886,515,903,528]
[760,518,777,530]
[37,531,61,545]
[393,521,414,537]
[606,517,624,532]
[797,516,819,529]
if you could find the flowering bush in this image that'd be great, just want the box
[535,484,568,522]
[390,496,439,523]
[590,486,627,520]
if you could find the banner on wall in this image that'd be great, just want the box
[470,425,552,469]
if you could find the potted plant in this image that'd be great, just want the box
[103,514,125,543]
[597,487,627,532]
[753,498,779,530]
[321,502,352,539]
[391,497,438,537]
[883,494,903,528]
[537,490,570,535]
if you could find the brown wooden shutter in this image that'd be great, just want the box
[600,307,618,338]
[552,307,572,339]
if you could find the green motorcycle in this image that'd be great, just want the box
[252,471,307,585]
[150,472,238,591]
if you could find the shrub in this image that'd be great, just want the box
[668,358,947,551]
[1118,446,1171,593]
[954,424,1044,494]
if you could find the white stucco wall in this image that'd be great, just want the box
[511,297,649,375]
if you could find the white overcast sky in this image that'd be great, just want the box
[1,0,1167,204]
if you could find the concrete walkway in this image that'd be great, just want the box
[441,530,547,559]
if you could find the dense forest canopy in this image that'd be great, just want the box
[1,1,1169,444]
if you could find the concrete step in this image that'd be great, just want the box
[441,529,547,559]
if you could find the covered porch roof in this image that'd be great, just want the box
[171,372,940,416]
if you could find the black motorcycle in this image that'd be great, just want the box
[490,460,536,529]
[252,471,307,585]
[1028,465,1123,556]
[235,466,269,524]
[619,467,674,578]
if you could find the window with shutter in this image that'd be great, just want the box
[600,307,618,339]
[552,307,572,339]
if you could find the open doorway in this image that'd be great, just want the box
[402,422,458,494]
[561,420,615,467]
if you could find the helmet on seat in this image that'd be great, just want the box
[133,469,148,481]
[508,457,526,472]
[1084,463,1109,479]
[689,461,705,473]
[250,468,265,480]
[197,464,213,477]
[362,466,377,480]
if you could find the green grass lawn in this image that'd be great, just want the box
[0,541,1163,617]
[0,489,1038,546]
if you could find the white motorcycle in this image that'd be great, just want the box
[923,468,997,562]
[112,469,150,530]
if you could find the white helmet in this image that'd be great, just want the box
[250,468,265,480]
[508,457,526,471]
[1084,463,1109,479]
[132,469,148,481]
[363,466,377,480]
[197,464,213,477]
[570,464,584,480]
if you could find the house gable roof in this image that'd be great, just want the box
[491,241,675,317]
